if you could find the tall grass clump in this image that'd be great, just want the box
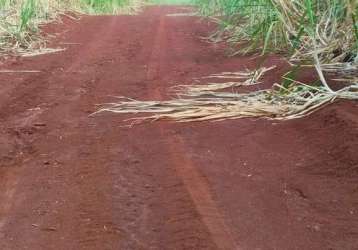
[194,0,358,68]
[192,0,358,103]
[0,0,60,53]
[0,0,142,55]
[148,0,194,5]
[79,0,133,14]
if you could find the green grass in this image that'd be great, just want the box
[193,0,358,92]
[0,0,56,49]
[80,0,131,14]
[149,0,194,5]
[195,0,357,64]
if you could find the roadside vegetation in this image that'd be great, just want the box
[98,0,358,122]
[194,0,357,70]
[149,0,193,4]
[0,0,141,55]
[80,0,140,14]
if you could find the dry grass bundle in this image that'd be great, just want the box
[96,83,358,123]
[95,67,358,123]
[173,66,276,93]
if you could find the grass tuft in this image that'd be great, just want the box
[0,0,143,55]
[148,0,194,5]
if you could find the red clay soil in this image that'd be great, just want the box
[1,6,358,250]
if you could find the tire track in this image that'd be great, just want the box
[147,12,240,250]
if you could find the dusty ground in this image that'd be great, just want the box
[0,6,358,250]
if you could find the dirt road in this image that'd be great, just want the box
[0,6,358,250]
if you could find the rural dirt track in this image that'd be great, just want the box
[1,6,358,250]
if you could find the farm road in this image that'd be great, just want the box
[0,6,358,250]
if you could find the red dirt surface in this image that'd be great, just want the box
[1,6,358,250]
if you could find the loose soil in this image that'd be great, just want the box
[0,6,358,250]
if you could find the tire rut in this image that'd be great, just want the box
[147,13,240,250]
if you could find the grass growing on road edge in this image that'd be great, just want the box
[148,0,194,5]
[79,0,142,14]
[0,0,143,56]
[193,0,358,98]
[194,0,357,75]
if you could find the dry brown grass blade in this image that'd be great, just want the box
[172,66,276,94]
[19,48,66,57]
[0,70,41,73]
[95,66,358,123]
